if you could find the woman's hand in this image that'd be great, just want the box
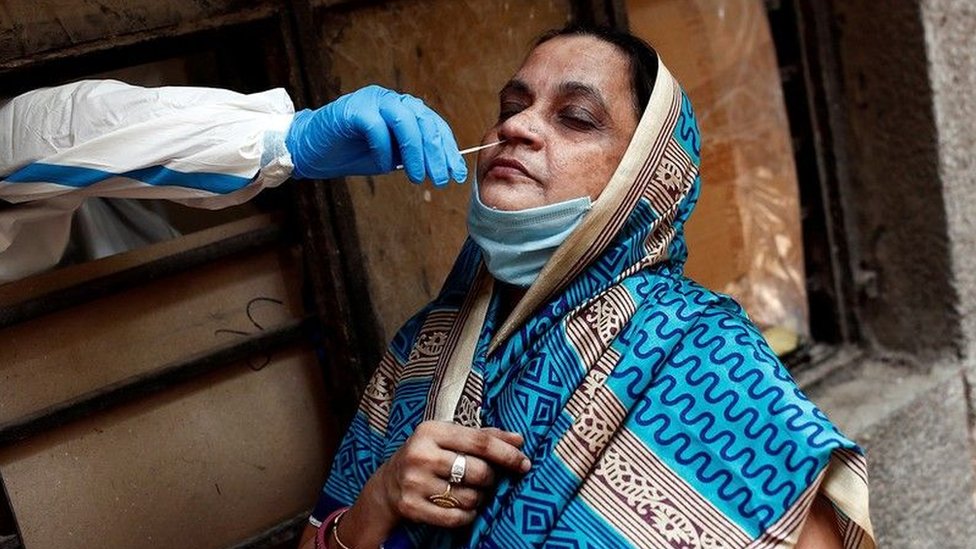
[378,421,530,526]
[333,421,530,548]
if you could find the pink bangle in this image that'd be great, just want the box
[315,507,350,549]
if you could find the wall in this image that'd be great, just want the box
[799,1,976,547]
[827,0,960,357]
[922,0,976,362]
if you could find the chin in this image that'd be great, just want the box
[478,178,545,211]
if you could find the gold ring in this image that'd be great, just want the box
[428,483,462,509]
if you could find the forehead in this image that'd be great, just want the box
[513,35,633,101]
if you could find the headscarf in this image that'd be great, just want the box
[315,58,874,549]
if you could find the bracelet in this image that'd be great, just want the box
[315,507,350,549]
[331,509,352,549]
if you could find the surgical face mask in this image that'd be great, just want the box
[467,179,592,287]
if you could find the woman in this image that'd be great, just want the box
[301,25,874,549]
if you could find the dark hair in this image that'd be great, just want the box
[535,24,659,116]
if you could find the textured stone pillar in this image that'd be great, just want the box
[921,0,976,362]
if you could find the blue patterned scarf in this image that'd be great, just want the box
[314,60,874,549]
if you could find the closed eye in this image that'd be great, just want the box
[559,107,601,131]
[499,101,527,122]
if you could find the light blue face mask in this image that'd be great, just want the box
[467,179,592,287]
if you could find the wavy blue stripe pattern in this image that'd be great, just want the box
[313,81,862,548]
[2,162,252,194]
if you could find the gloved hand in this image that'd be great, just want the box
[285,85,468,186]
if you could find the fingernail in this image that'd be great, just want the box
[521,458,531,473]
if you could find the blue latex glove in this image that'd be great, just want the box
[285,85,468,186]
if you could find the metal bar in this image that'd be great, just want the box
[226,510,310,549]
[0,223,285,329]
[0,318,310,447]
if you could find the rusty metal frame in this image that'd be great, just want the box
[0,4,281,74]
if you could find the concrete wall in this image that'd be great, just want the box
[922,0,976,362]
[803,1,976,546]
[827,0,959,358]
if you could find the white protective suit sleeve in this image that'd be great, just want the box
[0,79,297,281]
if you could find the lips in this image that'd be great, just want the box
[486,157,533,180]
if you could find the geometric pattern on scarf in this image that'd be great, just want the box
[317,59,874,549]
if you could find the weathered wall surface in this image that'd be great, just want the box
[804,1,976,546]
[317,0,572,341]
[921,0,976,362]
[827,0,960,358]
[859,376,976,548]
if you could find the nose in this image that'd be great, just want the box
[496,109,544,150]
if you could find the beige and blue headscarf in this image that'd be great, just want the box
[314,58,874,549]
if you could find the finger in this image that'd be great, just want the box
[480,427,524,447]
[445,484,484,510]
[401,471,483,510]
[418,500,478,529]
[378,94,425,183]
[434,115,467,183]
[435,453,495,488]
[460,456,496,488]
[396,492,477,529]
[355,106,396,174]
[444,428,531,473]
[402,96,450,187]
[440,124,468,184]
[414,421,528,474]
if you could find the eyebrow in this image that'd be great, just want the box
[499,79,610,114]
[499,79,531,98]
[557,81,610,114]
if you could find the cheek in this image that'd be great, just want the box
[548,144,622,201]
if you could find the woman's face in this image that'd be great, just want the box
[477,35,641,211]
